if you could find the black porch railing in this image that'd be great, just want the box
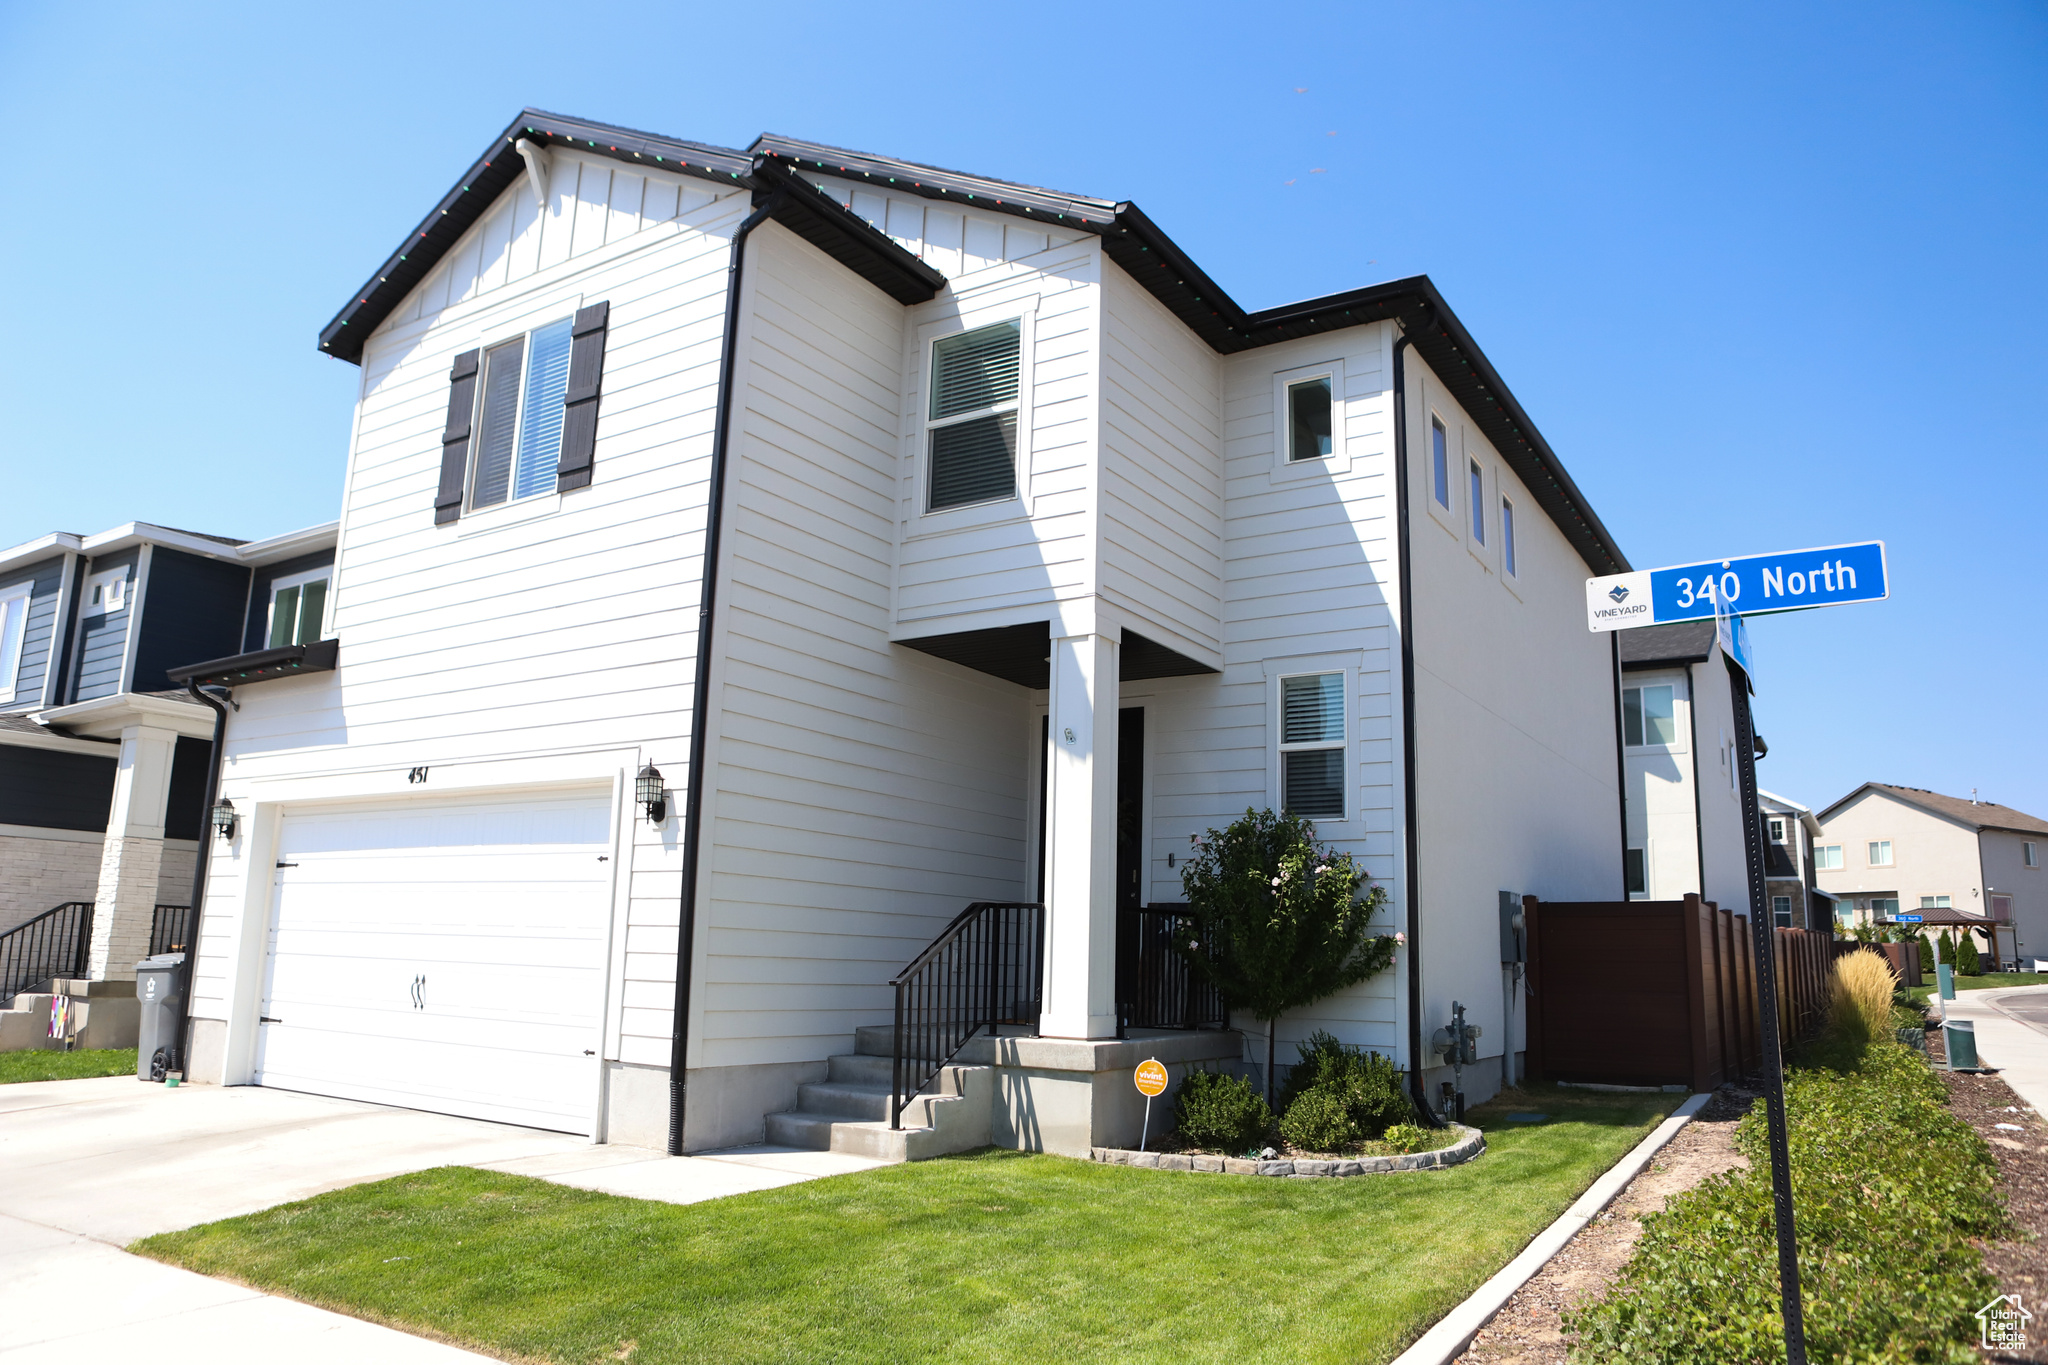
[151,904,195,957]
[890,901,1044,1130]
[1117,903,1228,1035]
[0,902,95,1003]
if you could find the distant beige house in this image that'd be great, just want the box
[1815,784,2048,968]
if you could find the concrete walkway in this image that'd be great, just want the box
[1935,983,2048,1116]
[0,1076,888,1362]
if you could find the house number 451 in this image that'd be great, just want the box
[408,767,429,784]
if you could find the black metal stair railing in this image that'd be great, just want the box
[890,901,1044,1130]
[0,902,95,1003]
[151,904,195,957]
[1117,903,1228,1035]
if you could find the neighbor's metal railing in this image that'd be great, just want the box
[150,904,195,957]
[0,902,95,1003]
[1117,903,1228,1036]
[890,901,1044,1130]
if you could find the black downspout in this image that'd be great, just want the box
[1390,325,1437,1126]
[667,187,788,1157]
[170,680,229,1077]
[1612,633,1628,899]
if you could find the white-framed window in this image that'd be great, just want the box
[469,316,574,512]
[1430,417,1450,509]
[84,567,128,616]
[0,580,31,702]
[1815,844,1844,870]
[265,567,331,648]
[1501,497,1518,577]
[1768,817,1787,842]
[2026,841,2039,868]
[1278,671,1346,820]
[1868,839,1894,867]
[925,318,1022,511]
[1920,895,1952,909]
[1286,375,1333,462]
[1622,684,1677,747]
[1625,847,1647,898]
[1773,895,1792,927]
[1468,461,1486,544]
[1870,897,1900,916]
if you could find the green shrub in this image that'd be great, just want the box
[1277,1030,1412,1142]
[1173,1069,1272,1153]
[1956,931,1982,976]
[1278,1086,1355,1152]
[1382,1123,1429,1154]
[1935,929,1956,969]
[1568,1045,2005,1363]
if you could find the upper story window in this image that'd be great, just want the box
[1768,817,1788,842]
[267,568,331,648]
[1286,376,1333,462]
[470,318,574,511]
[0,580,30,703]
[1868,839,1894,867]
[1815,844,1844,870]
[1919,895,1952,908]
[1279,671,1345,820]
[1430,418,1450,508]
[1501,498,1518,577]
[84,568,127,615]
[2026,841,2039,868]
[1622,684,1677,747]
[1468,462,1485,543]
[927,319,1021,511]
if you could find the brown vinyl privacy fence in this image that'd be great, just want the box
[1524,895,1835,1092]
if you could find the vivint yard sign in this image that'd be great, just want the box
[1586,541,1888,633]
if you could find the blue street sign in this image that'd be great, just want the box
[1587,540,1887,633]
[1896,913,1924,924]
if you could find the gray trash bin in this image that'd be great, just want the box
[135,953,185,1082]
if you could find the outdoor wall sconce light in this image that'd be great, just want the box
[210,796,238,842]
[637,764,667,825]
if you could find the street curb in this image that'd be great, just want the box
[1387,1091,1712,1365]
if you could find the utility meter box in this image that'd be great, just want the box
[1499,892,1525,965]
[134,953,185,1081]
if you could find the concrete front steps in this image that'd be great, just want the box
[1,993,55,1051]
[764,1025,993,1162]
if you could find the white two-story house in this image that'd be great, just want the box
[177,109,1631,1156]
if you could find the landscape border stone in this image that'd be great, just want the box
[1088,1124,1484,1177]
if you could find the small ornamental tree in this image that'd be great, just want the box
[1956,929,1983,977]
[1173,808,1398,1103]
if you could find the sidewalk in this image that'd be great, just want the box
[1934,983,2048,1115]
[0,1076,887,1362]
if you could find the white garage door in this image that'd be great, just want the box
[254,788,615,1133]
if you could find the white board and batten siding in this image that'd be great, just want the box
[694,223,1034,1070]
[190,160,755,1087]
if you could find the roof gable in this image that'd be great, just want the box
[1817,782,2048,836]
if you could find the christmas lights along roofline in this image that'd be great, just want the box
[317,109,1628,577]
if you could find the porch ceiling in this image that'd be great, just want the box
[897,623,1217,690]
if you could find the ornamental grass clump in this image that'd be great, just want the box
[1567,1043,2006,1363]
[1175,809,1398,1102]
[1172,1069,1272,1154]
[1808,949,1899,1069]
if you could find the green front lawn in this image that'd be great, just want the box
[0,1047,137,1083]
[1906,971,2048,1007]
[134,1085,1673,1365]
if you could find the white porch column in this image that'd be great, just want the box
[86,724,178,981]
[1040,632,1119,1039]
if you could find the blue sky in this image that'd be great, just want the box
[2,1,2042,818]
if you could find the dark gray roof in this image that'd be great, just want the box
[1820,783,2048,837]
[1618,619,1717,669]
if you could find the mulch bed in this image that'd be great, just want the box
[1944,1064,2048,1363]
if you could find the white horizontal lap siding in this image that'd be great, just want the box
[892,243,1103,633]
[195,184,748,1042]
[1150,322,1400,1058]
[1098,263,1224,659]
[1403,349,1622,1067]
[698,225,1031,1069]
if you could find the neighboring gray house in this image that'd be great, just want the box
[1758,789,1831,930]
[1817,783,2048,968]
[169,109,1633,1157]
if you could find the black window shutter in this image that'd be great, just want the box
[435,350,480,525]
[557,300,609,491]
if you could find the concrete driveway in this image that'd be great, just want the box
[0,1076,888,1362]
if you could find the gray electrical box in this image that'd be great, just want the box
[1499,891,1525,964]
[134,952,185,1081]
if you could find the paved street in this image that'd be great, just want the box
[0,1076,887,1362]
